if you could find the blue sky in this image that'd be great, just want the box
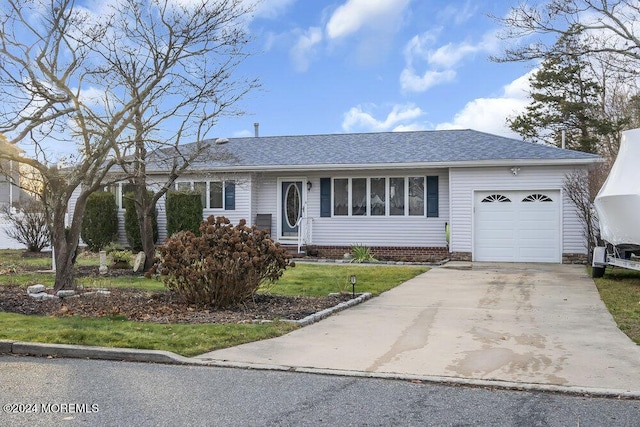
[218,0,538,139]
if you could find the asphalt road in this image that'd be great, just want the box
[1,355,639,426]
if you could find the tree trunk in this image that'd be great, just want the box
[52,226,78,291]
[140,207,156,271]
[54,252,76,291]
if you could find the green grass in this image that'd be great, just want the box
[0,252,428,355]
[265,263,428,296]
[0,249,100,271]
[0,313,297,357]
[594,267,640,345]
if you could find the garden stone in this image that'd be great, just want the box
[27,284,46,294]
[29,292,56,300]
[133,252,146,273]
[99,251,108,275]
[56,290,76,298]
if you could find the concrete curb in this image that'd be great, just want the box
[291,292,373,327]
[2,340,639,399]
[0,340,198,365]
[194,359,640,399]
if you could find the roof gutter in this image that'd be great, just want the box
[145,157,602,174]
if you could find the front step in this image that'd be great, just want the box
[280,244,303,257]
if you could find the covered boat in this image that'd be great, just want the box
[594,128,640,249]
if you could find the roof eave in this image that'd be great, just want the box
[147,157,601,174]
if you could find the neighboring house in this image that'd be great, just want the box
[0,142,26,249]
[72,129,600,263]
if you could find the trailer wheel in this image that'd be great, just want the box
[592,266,606,278]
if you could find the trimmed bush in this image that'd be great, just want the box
[123,192,158,252]
[153,216,293,307]
[166,190,202,237]
[81,191,118,252]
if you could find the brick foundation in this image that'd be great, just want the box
[305,245,449,263]
[562,253,588,264]
[449,252,472,262]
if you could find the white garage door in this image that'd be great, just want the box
[474,190,561,263]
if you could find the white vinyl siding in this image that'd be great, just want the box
[449,166,587,259]
[255,170,449,247]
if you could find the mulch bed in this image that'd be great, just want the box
[0,265,353,324]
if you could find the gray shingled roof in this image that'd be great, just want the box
[151,129,599,171]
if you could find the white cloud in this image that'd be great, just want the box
[400,69,456,93]
[290,27,323,72]
[436,0,477,26]
[326,0,411,40]
[401,29,502,93]
[342,103,426,133]
[435,71,534,137]
[78,86,108,108]
[253,0,296,19]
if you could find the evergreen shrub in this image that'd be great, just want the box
[165,190,203,236]
[123,192,158,252]
[81,191,118,252]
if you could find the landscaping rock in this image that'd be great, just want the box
[133,252,146,273]
[28,292,57,300]
[27,284,46,294]
[56,290,76,298]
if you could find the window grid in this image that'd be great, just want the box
[174,180,230,209]
[332,176,431,217]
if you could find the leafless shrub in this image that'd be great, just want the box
[1,199,51,252]
[564,162,611,260]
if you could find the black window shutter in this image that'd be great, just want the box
[426,176,438,218]
[224,181,235,210]
[320,178,331,217]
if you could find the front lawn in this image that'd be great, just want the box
[264,263,428,296]
[0,313,297,357]
[0,254,428,356]
[594,267,640,344]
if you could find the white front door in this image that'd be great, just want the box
[474,190,561,263]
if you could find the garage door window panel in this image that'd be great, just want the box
[522,193,553,202]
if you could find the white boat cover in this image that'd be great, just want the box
[594,128,640,246]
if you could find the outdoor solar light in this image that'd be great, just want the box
[350,274,357,299]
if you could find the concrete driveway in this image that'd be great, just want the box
[197,263,640,393]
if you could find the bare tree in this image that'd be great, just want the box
[0,0,256,287]
[495,0,640,68]
[104,0,255,271]
[0,0,126,290]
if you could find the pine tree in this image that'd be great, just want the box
[508,29,612,154]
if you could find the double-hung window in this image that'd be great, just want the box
[174,180,235,210]
[328,176,438,217]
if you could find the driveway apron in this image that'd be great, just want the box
[197,263,640,393]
